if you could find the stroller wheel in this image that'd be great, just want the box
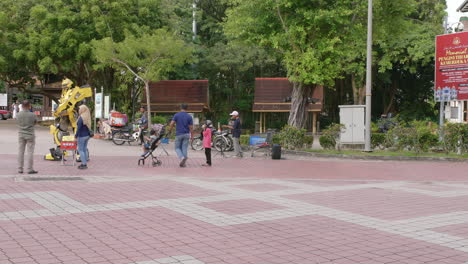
[152,160,162,167]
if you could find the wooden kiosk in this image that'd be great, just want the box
[252,78,323,133]
[145,80,209,113]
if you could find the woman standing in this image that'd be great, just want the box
[75,105,91,170]
[12,100,19,119]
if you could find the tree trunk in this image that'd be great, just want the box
[288,82,311,129]
[144,81,152,132]
[384,78,397,114]
[358,83,365,105]
[351,74,359,104]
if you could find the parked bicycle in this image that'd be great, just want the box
[191,129,234,152]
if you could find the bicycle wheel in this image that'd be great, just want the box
[214,137,228,152]
[112,131,126,145]
[191,137,204,151]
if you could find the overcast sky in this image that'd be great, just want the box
[447,0,466,24]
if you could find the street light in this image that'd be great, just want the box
[364,0,373,152]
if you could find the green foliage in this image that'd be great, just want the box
[240,135,250,146]
[385,120,438,153]
[371,133,385,149]
[276,125,306,150]
[443,123,468,154]
[152,115,168,125]
[304,135,314,146]
[319,135,335,150]
[92,29,193,83]
[272,134,281,145]
[319,123,345,150]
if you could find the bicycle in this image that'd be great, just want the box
[191,129,233,152]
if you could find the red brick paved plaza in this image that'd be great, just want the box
[1,122,468,264]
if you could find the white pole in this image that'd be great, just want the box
[94,87,97,133]
[364,0,373,152]
[192,1,197,41]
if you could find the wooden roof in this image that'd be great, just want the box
[458,0,468,12]
[144,80,209,113]
[252,78,323,112]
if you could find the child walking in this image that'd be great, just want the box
[202,120,213,166]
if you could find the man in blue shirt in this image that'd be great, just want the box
[223,111,242,158]
[167,104,193,167]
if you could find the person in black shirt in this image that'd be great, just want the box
[223,111,242,158]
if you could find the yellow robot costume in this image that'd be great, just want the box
[45,78,93,161]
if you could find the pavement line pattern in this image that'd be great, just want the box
[2,176,468,254]
[130,255,204,264]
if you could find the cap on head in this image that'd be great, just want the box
[180,104,188,110]
[205,120,213,127]
[229,111,239,116]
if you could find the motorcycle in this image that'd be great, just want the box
[112,123,145,145]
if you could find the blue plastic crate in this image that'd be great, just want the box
[249,136,266,145]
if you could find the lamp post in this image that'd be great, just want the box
[364,0,373,152]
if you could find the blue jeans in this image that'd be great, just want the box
[175,134,190,159]
[77,136,90,165]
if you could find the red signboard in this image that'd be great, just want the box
[435,31,468,101]
[60,141,77,150]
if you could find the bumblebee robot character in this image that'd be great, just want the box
[44,78,93,161]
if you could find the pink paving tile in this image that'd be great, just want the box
[284,188,468,220]
[433,222,468,239]
[56,180,223,204]
[199,199,286,215]
[0,198,44,213]
[291,180,376,187]
[232,183,293,192]
[405,182,468,192]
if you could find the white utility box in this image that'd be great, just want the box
[339,105,365,144]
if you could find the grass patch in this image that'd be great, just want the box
[302,149,468,159]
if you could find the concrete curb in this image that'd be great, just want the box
[282,149,468,163]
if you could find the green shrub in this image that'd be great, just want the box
[385,120,438,152]
[371,133,385,149]
[240,135,250,146]
[443,123,468,154]
[319,123,345,150]
[152,115,168,125]
[276,125,306,150]
[319,135,335,150]
[304,135,314,146]
[272,134,281,144]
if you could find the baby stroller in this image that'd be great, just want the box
[138,125,166,167]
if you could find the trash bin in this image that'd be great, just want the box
[271,144,281,160]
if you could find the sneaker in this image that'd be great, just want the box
[179,157,188,167]
[18,169,23,174]
[78,164,88,170]
[202,163,211,167]
[27,170,38,174]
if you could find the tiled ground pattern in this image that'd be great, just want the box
[0,173,468,264]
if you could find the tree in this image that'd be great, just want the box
[225,0,355,128]
[92,29,193,129]
[0,0,179,100]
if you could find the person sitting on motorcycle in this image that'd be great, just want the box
[141,129,158,156]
